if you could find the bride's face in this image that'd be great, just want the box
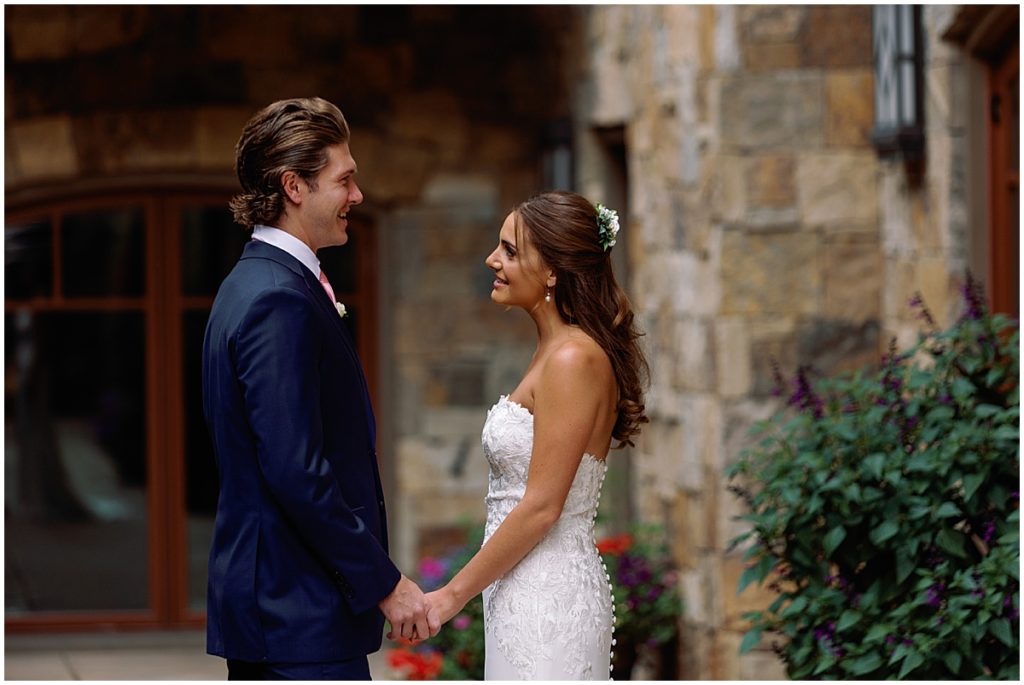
[485,212,548,309]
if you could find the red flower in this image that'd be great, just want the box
[388,647,443,680]
[596,533,633,555]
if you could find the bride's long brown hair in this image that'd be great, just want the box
[514,191,649,447]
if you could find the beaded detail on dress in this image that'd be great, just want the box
[481,395,614,680]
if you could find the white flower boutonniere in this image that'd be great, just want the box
[335,302,348,318]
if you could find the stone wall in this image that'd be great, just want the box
[879,4,980,349]
[575,5,984,679]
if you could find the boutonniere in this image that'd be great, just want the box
[335,302,348,318]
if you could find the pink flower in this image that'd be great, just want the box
[418,557,446,582]
[453,614,472,630]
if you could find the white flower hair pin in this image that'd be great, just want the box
[596,203,619,251]
[335,302,348,318]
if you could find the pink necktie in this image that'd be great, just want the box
[318,270,336,303]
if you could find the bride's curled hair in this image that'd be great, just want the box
[514,191,649,447]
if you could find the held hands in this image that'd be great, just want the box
[423,586,465,628]
[379,575,441,643]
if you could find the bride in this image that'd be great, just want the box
[422,191,649,679]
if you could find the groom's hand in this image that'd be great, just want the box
[379,575,440,642]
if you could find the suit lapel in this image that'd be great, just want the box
[241,240,376,445]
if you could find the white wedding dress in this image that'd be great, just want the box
[480,395,615,680]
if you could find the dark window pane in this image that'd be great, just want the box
[183,310,217,611]
[181,205,250,297]
[61,208,145,298]
[5,219,53,300]
[5,311,148,613]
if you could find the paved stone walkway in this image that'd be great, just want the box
[4,631,393,680]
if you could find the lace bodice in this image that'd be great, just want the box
[480,395,614,680]
[482,395,608,543]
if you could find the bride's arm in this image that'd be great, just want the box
[425,342,606,624]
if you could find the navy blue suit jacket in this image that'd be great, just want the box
[202,239,401,663]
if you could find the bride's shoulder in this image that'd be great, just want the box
[542,336,611,380]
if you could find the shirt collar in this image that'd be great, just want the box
[252,225,320,277]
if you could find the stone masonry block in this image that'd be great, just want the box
[73,110,197,174]
[739,5,804,43]
[196,107,252,170]
[796,152,879,226]
[73,6,148,55]
[390,91,469,165]
[204,7,299,66]
[800,6,872,68]
[738,644,788,680]
[720,73,822,149]
[742,42,801,71]
[6,6,73,61]
[712,155,746,223]
[8,116,79,180]
[915,256,956,325]
[715,317,751,398]
[823,232,883,322]
[680,568,708,624]
[670,493,706,570]
[721,230,819,316]
[825,69,875,148]
[711,629,744,680]
[746,155,796,210]
[674,317,716,392]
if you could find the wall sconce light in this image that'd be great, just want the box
[871,5,926,180]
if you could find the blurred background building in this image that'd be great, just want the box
[4,4,1017,680]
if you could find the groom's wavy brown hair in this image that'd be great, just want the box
[513,191,650,448]
[230,97,350,229]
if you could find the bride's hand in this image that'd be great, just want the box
[424,586,464,626]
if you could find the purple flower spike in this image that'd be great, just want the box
[959,273,987,321]
[925,583,945,608]
[982,520,996,545]
[909,292,936,327]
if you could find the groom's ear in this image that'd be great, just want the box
[281,171,303,205]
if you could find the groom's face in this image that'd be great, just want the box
[297,143,364,251]
[485,212,548,308]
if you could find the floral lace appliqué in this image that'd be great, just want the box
[481,396,614,680]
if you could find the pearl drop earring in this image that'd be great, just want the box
[545,288,551,303]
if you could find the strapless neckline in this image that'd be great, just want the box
[496,395,607,465]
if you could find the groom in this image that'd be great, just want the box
[202,97,438,680]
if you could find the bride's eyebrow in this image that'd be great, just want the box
[501,239,517,252]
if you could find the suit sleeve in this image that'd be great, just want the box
[234,286,401,615]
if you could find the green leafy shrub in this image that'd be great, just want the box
[726,277,1019,679]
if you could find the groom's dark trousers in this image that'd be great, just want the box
[203,240,401,678]
[227,657,370,680]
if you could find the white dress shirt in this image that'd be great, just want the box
[252,225,321,278]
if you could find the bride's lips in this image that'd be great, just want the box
[493,276,508,289]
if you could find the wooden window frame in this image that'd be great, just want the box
[5,190,380,633]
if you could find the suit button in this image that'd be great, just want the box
[378,500,385,508]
